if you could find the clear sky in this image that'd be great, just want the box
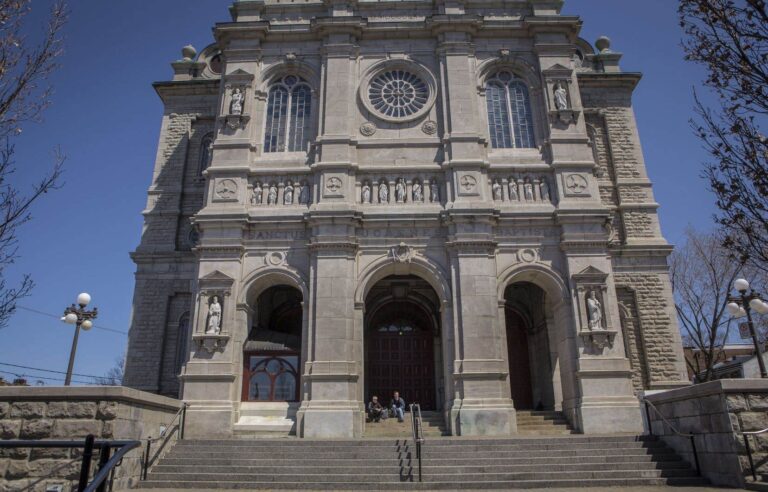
[0,0,718,385]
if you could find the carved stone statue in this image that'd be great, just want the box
[587,291,603,330]
[284,182,294,205]
[524,179,535,201]
[230,87,244,115]
[540,179,551,202]
[554,83,568,111]
[362,182,371,204]
[251,182,262,205]
[492,180,503,201]
[299,182,309,204]
[379,182,389,203]
[413,181,423,202]
[509,181,519,201]
[268,185,278,205]
[206,296,222,334]
[430,182,439,203]
[395,179,406,203]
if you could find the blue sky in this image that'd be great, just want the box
[0,0,718,385]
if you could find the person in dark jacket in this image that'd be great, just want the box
[390,391,406,422]
[368,395,386,422]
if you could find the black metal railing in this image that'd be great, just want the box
[642,398,700,476]
[0,436,140,492]
[409,403,424,482]
[141,402,188,480]
[739,426,768,481]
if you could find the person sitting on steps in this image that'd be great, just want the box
[390,391,406,423]
[367,395,386,422]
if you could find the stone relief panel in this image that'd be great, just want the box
[358,176,441,205]
[457,174,479,197]
[323,176,344,198]
[489,174,555,204]
[213,178,239,202]
[563,173,590,197]
[250,178,311,207]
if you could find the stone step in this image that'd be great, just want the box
[175,435,655,446]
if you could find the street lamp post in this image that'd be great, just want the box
[727,279,768,379]
[61,293,98,386]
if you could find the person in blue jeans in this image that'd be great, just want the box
[390,391,406,422]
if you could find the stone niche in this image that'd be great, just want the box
[572,266,617,353]
[0,386,182,492]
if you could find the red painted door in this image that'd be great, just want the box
[367,327,435,410]
[506,309,534,410]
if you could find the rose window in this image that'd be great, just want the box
[368,70,429,119]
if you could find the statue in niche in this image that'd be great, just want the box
[492,179,503,201]
[299,182,309,204]
[230,87,244,115]
[524,179,535,201]
[509,181,519,201]
[587,291,603,330]
[362,182,371,204]
[413,181,423,202]
[430,182,439,203]
[554,83,568,111]
[395,178,406,203]
[284,182,294,205]
[379,181,389,203]
[251,182,262,205]
[268,184,278,205]
[540,179,551,202]
[206,296,222,334]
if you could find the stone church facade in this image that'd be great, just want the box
[123,0,689,438]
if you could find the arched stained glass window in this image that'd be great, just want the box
[485,72,536,149]
[264,75,313,153]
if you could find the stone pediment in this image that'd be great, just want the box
[572,266,608,284]
[199,270,235,294]
[542,63,572,77]
[200,270,234,282]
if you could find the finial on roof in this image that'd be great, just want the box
[181,44,197,62]
[595,36,612,54]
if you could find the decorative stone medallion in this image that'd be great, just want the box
[458,174,478,196]
[265,251,287,266]
[421,120,437,135]
[360,121,377,137]
[391,242,414,263]
[326,177,342,193]
[214,179,238,201]
[517,248,539,264]
[323,176,344,198]
[564,173,589,196]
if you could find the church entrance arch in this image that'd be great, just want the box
[364,275,442,411]
[241,285,303,402]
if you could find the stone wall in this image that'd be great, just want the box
[0,386,182,492]
[645,379,768,488]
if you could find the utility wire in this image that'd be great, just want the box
[16,305,128,335]
[0,361,103,380]
[0,369,98,386]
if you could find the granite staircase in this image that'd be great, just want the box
[138,435,709,490]
[364,410,449,438]
[516,410,576,435]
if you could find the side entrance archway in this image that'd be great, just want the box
[365,275,442,411]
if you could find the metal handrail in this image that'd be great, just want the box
[85,440,141,492]
[409,403,424,483]
[642,398,700,476]
[738,426,768,481]
[141,402,188,480]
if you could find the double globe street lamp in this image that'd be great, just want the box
[727,279,768,379]
[61,293,98,386]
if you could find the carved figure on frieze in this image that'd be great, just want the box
[509,181,519,201]
[587,291,604,331]
[430,181,440,203]
[554,82,569,111]
[540,179,551,202]
[284,182,294,205]
[299,182,310,204]
[492,179,503,201]
[378,181,389,203]
[230,87,244,115]
[524,178,535,201]
[268,184,278,205]
[362,182,371,204]
[206,296,222,334]
[251,182,262,205]
[395,178,406,203]
[413,181,423,202]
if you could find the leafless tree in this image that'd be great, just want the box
[96,356,124,386]
[679,0,768,273]
[670,228,745,382]
[0,1,68,329]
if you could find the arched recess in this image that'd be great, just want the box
[497,263,578,417]
[355,254,455,419]
[237,267,310,404]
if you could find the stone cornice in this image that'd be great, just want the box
[153,80,220,102]
[214,21,270,48]
[577,72,643,91]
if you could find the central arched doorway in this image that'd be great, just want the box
[365,275,442,410]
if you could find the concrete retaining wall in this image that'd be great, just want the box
[645,379,768,488]
[0,386,182,492]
